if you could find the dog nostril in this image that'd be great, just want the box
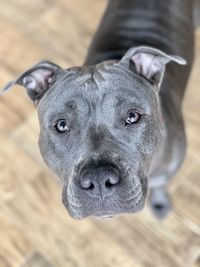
[105,179,112,188]
[105,175,120,188]
[88,183,94,190]
[80,179,95,190]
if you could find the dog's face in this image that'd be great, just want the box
[2,46,185,219]
[38,62,161,219]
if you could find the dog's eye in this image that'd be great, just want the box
[125,110,141,125]
[55,119,69,133]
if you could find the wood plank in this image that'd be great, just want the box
[9,113,44,165]
[92,211,200,267]
[0,135,42,206]
[0,216,32,267]
[20,252,54,267]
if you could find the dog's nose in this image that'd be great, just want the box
[79,167,120,196]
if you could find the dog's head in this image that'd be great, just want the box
[2,46,186,219]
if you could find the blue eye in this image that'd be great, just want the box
[125,110,141,125]
[55,119,69,133]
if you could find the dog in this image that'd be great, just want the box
[1,0,197,219]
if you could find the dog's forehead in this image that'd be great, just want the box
[38,62,157,116]
[63,63,155,98]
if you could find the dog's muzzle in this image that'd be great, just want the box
[62,158,147,219]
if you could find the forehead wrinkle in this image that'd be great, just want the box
[82,71,110,124]
[84,76,99,92]
[84,68,122,118]
[83,66,106,92]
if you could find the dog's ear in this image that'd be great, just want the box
[120,46,186,89]
[1,61,63,103]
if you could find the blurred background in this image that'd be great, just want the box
[0,0,199,266]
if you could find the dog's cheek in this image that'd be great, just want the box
[141,119,162,155]
[38,132,63,178]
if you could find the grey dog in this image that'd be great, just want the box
[1,0,197,219]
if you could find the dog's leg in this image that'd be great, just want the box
[148,118,187,219]
[149,186,171,219]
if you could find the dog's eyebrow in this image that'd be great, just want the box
[114,88,150,101]
[44,95,92,122]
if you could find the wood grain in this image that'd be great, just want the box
[0,1,199,267]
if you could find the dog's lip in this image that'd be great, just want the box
[92,208,126,218]
[84,204,145,219]
[93,212,116,218]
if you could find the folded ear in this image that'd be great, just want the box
[120,46,187,89]
[1,61,63,102]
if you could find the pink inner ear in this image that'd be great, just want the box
[23,69,53,93]
[131,53,164,81]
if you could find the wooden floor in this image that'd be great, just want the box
[0,1,199,266]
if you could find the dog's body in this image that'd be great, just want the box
[2,0,196,219]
